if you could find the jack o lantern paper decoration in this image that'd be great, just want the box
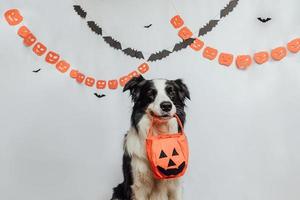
[17,26,31,38]
[4,9,23,26]
[203,47,218,60]
[33,42,47,56]
[23,33,37,47]
[96,80,107,89]
[146,115,189,180]
[271,47,287,61]
[218,53,234,66]
[287,38,300,53]
[254,51,269,64]
[45,51,60,64]
[56,60,70,73]
[85,77,95,87]
[236,55,252,69]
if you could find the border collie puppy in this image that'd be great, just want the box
[111,76,190,200]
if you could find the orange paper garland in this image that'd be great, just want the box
[170,15,300,69]
[4,9,150,91]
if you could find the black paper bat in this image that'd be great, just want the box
[198,20,219,37]
[172,38,195,52]
[103,36,122,50]
[220,0,239,18]
[73,5,87,19]
[87,21,102,35]
[32,68,41,73]
[123,48,144,59]
[257,17,272,23]
[144,24,152,28]
[147,50,172,62]
[94,93,106,98]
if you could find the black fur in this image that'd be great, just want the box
[112,76,190,199]
[111,146,133,200]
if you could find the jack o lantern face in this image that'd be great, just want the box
[119,75,130,87]
[96,80,107,89]
[33,42,47,56]
[56,60,70,73]
[170,15,184,29]
[156,145,186,177]
[219,53,234,66]
[4,9,23,26]
[138,63,149,74]
[178,26,193,40]
[45,51,60,64]
[18,26,31,38]
[23,33,37,47]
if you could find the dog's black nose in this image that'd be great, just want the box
[160,101,172,112]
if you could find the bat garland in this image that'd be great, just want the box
[72,1,239,62]
[4,9,151,92]
[170,15,300,69]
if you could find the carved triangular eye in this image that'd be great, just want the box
[172,148,179,156]
[159,150,167,158]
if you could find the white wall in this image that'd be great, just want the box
[1,0,300,199]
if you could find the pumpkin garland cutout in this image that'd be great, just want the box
[4,9,150,91]
[170,14,300,69]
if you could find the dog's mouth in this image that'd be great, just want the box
[157,162,185,177]
[149,111,172,120]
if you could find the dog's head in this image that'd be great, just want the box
[123,76,190,129]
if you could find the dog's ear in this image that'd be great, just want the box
[174,79,190,101]
[123,75,145,101]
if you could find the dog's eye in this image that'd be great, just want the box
[147,89,156,98]
[166,87,175,97]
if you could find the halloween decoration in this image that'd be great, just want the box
[170,15,300,69]
[32,68,41,73]
[4,9,23,26]
[33,42,47,56]
[146,115,189,179]
[94,93,106,98]
[144,24,152,28]
[257,17,272,23]
[73,5,87,19]
[271,47,287,61]
[17,25,31,38]
[287,38,300,53]
[4,9,151,91]
[73,0,239,62]
[23,33,36,47]
[219,53,234,66]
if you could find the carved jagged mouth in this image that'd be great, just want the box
[157,162,185,176]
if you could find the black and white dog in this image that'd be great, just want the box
[111,76,190,200]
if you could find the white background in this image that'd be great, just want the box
[1,0,300,199]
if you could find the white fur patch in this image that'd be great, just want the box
[147,79,176,117]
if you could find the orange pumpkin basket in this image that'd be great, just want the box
[146,115,189,180]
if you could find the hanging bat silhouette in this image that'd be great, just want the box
[144,24,152,28]
[94,93,106,98]
[32,68,41,73]
[198,20,219,37]
[147,50,172,62]
[172,38,195,52]
[103,36,122,50]
[87,21,102,35]
[73,5,87,19]
[123,48,144,59]
[220,0,239,18]
[257,17,272,23]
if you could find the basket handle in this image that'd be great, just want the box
[147,114,184,137]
